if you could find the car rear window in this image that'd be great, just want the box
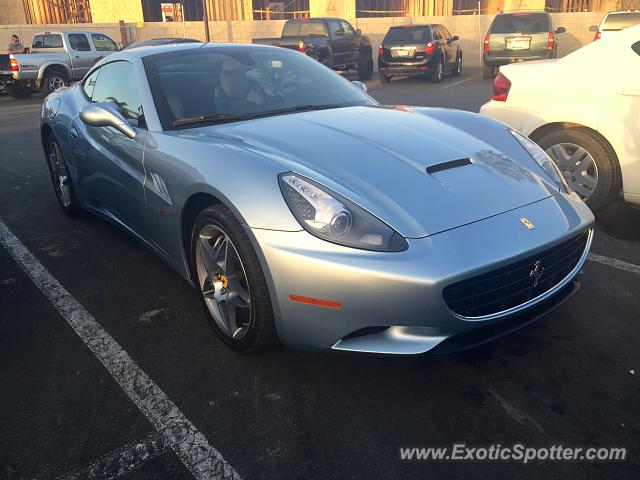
[282,21,300,37]
[490,13,551,34]
[602,12,640,30]
[384,27,431,43]
[32,34,63,48]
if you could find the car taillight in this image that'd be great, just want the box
[593,30,601,41]
[492,72,511,102]
[378,44,383,58]
[483,33,490,53]
[298,40,305,53]
[425,42,434,55]
[547,32,555,51]
[10,58,19,72]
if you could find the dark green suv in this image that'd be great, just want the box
[482,11,565,78]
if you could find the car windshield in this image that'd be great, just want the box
[603,12,640,30]
[490,13,550,34]
[384,27,430,43]
[143,46,375,130]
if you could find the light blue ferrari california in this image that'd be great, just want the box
[41,43,594,354]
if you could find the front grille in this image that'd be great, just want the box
[443,230,590,318]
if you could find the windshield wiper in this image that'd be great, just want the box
[172,104,347,127]
[172,114,250,127]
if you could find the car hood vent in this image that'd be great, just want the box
[426,158,472,174]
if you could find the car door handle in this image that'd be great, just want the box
[70,125,80,138]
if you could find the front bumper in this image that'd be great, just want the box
[250,193,594,354]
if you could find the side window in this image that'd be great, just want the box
[42,35,63,48]
[91,61,143,128]
[339,20,356,36]
[309,20,327,36]
[82,68,100,99]
[32,35,43,48]
[633,41,640,56]
[91,34,118,52]
[441,26,452,40]
[327,20,343,36]
[69,34,91,52]
[434,27,444,42]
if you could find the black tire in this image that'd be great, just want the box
[43,68,68,94]
[320,56,332,69]
[482,64,495,79]
[452,54,462,76]
[45,134,82,217]
[5,84,33,99]
[191,204,278,352]
[379,74,391,84]
[536,128,620,212]
[431,59,443,83]
[358,53,373,81]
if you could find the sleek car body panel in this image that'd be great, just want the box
[480,25,640,206]
[41,43,595,353]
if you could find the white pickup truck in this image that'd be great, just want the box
[0,30,118,99]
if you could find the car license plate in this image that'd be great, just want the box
[506,37,531,50]
[391,46,415,58]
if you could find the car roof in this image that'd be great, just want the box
[103,42,278,61]
[33,31,108,35]
[389,24,437,28]
[495,10,550,15]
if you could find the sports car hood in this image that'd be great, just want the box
[199,106,557,238]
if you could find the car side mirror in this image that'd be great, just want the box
[555,27,566,34]
[352,81,367,93]
[588,25,598,32]
[356,28,362,36]
[80,102,136,139]
[451,35,459,41]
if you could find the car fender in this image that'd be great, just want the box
[37,61,72,82]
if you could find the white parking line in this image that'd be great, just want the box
[588,253,640,276]
[438,76,477,90]
[0,218,241,480]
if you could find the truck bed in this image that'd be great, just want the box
[251,37,302,50]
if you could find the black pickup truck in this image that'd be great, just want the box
[252,17,373,80]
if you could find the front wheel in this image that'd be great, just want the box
[358,54,373,81]
[192,204,278,352]
[452,54,462,76]
[537,128,620,212]
[46,134,82,217]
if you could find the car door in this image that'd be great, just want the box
[339,20,360,64]
[434,26,449,66]
[326,19,346,65]
[70,60,149,236]
[66,33,95,79]
[440,25,457,69]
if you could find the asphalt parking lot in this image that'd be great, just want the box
[1,68,639,479]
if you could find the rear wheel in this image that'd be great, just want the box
[431,59,443,83]
[46,134,82,217]
[482,64,495,79]
[358,54,373,81]
[192,204,278,352]
[5,84,33,99]
[537,128,620,212]
[43,68,68,94]
[379,73,391,84]
[320,56,332,69]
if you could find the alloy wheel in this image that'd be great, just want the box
[48,75,66,92]
[48,142,72,208]
[546,142,599,201]
[195,224,252,340]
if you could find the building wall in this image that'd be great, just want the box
[0,12,603,67]
[90,0,144,23]
[0,0,27,25]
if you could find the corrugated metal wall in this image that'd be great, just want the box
[22,0,92,24]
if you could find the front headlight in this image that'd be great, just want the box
[509,129,571,194]
[279,173,408,252]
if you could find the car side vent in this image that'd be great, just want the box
[426,158,472,174]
